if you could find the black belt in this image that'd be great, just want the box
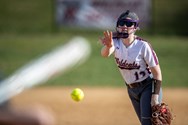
[126,76,152,88]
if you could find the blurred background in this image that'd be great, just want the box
[0,0,188,87]
[0,1,188,125]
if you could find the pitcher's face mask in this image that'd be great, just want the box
[114,10,139,39]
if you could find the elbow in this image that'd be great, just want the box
[150,65,162,80]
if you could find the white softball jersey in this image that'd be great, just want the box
[112,37,159,84]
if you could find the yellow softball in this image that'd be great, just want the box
[71,88,84,102]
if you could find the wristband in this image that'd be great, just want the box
[152,79,162,94]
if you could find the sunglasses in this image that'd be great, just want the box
[118,20,136,27]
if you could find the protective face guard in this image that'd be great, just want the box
[112,32,129,39]
[115,19,139,39]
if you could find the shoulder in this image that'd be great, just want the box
[135,36,147,43]
[135,36,152,48]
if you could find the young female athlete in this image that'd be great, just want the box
[100,10,162,125]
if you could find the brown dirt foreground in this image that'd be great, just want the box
[11,87,188,125]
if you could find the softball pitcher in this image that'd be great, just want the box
[100,10,162,125]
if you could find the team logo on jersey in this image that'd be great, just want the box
[115,57,140,70]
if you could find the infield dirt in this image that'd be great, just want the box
[11,87,187,125]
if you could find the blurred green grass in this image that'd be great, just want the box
[0,30,188,87]
[0,0,188,35]
[0,0,188,87]
[0,0,54,33]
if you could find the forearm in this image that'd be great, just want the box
[150,65,162,94]
[150,65,162,81]
[101,46,114,57]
